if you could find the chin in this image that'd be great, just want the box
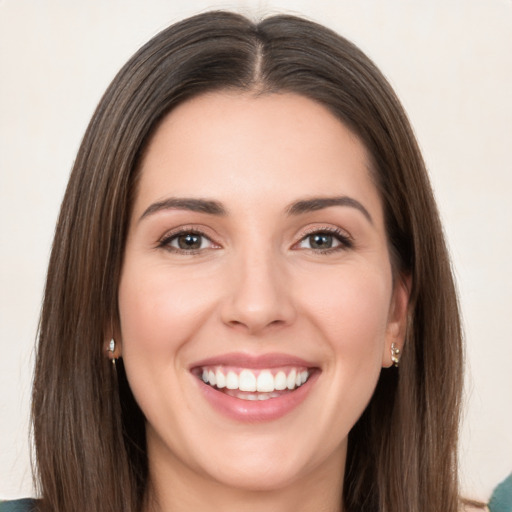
[202,456,311,492]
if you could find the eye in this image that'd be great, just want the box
[159,230,218,253]
[295,229,352,252]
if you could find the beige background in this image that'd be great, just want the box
[1,0,511,501]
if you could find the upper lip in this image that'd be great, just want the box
[190,352,317,370]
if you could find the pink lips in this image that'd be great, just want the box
[190,352,319,422]
[191,352,315,369]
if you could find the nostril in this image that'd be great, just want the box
[226,317,287,334]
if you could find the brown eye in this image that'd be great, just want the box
[296,229,352,252]
[162,231,215,252]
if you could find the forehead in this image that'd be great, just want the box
[134,91,383,223]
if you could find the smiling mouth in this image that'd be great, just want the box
[195,366,312,401]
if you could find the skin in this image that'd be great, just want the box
[115,91,409,512]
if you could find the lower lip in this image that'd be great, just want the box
[195,371,319,422]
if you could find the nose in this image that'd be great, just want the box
[220,248,296,335]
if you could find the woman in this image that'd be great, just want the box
[0,10,478,512]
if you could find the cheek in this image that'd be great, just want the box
[296,261,392,417]
[282,263,393,454]
[117,261,218,426]
[118,261,217,355]
[299,263,391,351]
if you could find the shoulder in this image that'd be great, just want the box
[0,499,38,512]
[488,473,512,512]
[462,473,512,512]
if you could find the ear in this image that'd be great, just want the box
[382,273,411,368]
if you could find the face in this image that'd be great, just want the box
[117,92,409,497]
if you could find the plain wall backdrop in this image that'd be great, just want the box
[1,0,511,501]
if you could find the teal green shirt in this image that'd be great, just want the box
[0,499,36,512]
[489,473,512,512]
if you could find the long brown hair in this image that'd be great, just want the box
[32,11,463,512]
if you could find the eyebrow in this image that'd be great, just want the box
[286,196,373,224]
[139,195,372,224]
[139,197,226,221]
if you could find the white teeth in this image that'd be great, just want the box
[239,369,257,392]
[215,369,226,388]
[256,370,275,392]
[226,371,239,390]
[274,371,287,390]
[200,366,311,394]
[287,369,297,390]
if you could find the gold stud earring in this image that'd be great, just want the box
[391,342,401,367]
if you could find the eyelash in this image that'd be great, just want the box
[157,226,353,254]
[294,226,354,253]
[158,227,218,254]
